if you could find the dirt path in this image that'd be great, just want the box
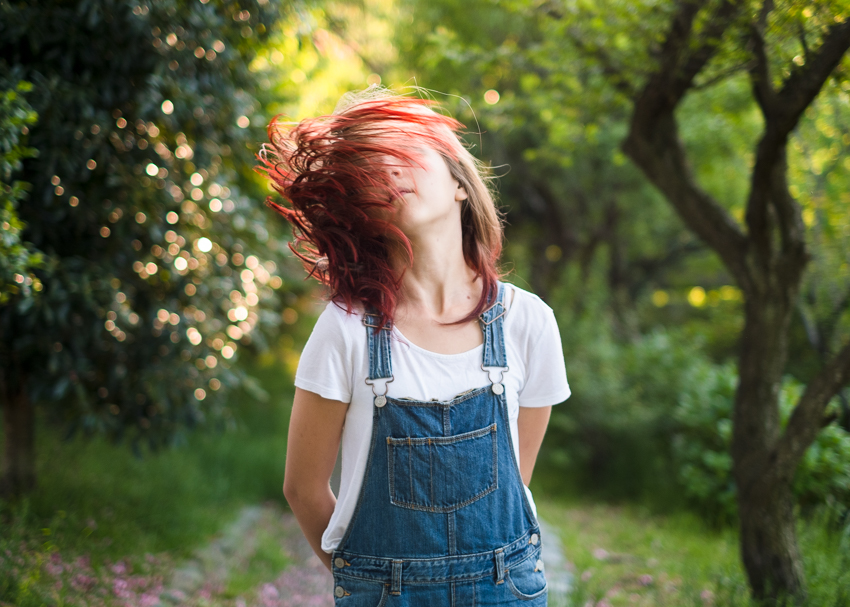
[155,505,571,606]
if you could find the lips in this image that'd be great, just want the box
[389,189,413,202]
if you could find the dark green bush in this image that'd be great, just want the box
[542,310,704,505]
[673,366,850,523]
[541,307,850,523]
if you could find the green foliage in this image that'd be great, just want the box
[539,296,706,505]
[538,497,850,607]
[674,367,850,524]
[0,0,303,451]
[539,289,850,523]
[0,80,44,304]
[671,362,739,524]
[0,354,293,605]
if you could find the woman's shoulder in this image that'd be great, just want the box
[501,281,559,344]
[309,299,368,341]
[502,282,555,317]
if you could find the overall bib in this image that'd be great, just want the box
[331,283,548,606]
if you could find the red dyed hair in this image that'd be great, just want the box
[258,88,503,328]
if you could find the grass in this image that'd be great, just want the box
[536,495,850,607]
[222,516,294,598]
[0,356,295,606]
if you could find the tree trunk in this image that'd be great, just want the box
[733,293,805,603]
[0,369,35,500]
[738,481,805,603]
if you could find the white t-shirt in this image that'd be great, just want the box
[294,282,571,553]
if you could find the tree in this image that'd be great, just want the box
[0,0,292,499]
[615,0,850,600]
[0,79,44,498]
[388,0,850,600]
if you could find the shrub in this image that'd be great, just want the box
[541,308,850,524]
[673,366,850,523]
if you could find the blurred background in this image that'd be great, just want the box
[1,0,849,606]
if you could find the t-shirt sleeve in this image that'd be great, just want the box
[294,303,354,403]
[517,303,571,408]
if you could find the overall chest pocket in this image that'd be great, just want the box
[387,423,498,512]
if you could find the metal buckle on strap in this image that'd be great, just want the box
[479,300,506,325]
[365,376,394,392]
[363,314,392,330]
[365,376,394,407]
[481,364,509,381]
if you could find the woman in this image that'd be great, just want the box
[260,88,570,606]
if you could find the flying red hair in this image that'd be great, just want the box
[257,89,502,328]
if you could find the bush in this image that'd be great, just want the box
[542,310,708,505]
[540,306,850,524]
[673,365,850,524]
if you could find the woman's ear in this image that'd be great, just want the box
[455,181,469,202]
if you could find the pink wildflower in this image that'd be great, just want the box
[638,574,653,586]
[140,592,161,607]
[112,577,132,599]
[261,582,281,606]
[128,575,149,590]
[71,573,97,592]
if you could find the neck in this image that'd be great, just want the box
[391,219,480,321]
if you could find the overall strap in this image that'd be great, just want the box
[480,282,508,368]
[364,309,393,406]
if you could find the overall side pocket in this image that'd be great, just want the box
[387,423,498,512]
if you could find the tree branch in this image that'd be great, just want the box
[747,4,775,118]
[774,17,850,143]
[693,59,755,90]
[744,18,850,280]
[566,28,636,97]
[671,0,742,101]
[623,0,750,287]
[777,339,850,473]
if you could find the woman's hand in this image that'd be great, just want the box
[516,406,552,486]
[283,388,349,572]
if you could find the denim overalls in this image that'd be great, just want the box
[331,283,548,606]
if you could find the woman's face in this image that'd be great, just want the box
[382,144,468,237]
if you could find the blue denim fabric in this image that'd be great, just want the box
[334,283,547,606]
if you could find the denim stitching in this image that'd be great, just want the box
[335,534,539,584]
[386,440,395,504]
[388,484,497,514]
[391,560,402,595]
[505,554,548,601]
[340,529,535,562]
[428,439,434,505]
[447,510,456,556]
[407,437,413,502]
[390,386,490,407]
[335,409,382,550]
[386,424,496,447]
[387,426,497,512]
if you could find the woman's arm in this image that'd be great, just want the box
[283,387,349,571]
[516,405,552,486]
